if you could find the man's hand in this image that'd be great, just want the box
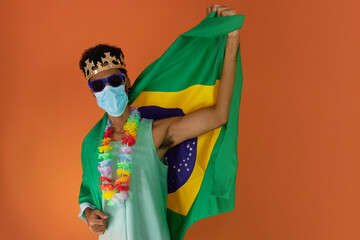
[85,208,108,235]
[206,3,239,38]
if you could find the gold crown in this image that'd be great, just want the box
[84,52,126,80]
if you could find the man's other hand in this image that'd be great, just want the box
[85,208,108,235]
[206,3,239,38]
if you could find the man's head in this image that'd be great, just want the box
[79,43,131,96]
[79,44,132,117]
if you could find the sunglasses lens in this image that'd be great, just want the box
[108,74,124,87]
[91,80,105,92]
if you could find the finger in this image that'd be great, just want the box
[91,224,107,235]
[96,225,107,235]
[220,9,236,17]
[211,3,223,11]
[91,223,106,231]
[91,217,106,226]
[206,6,211,16]
[216,6,231,17]
[93,209,108,219]
[211,5,227,17]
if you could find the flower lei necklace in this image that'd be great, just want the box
[97,106,141,207]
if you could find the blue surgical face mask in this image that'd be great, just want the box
[94,84,129,117]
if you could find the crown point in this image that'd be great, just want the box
[84,51,126,80]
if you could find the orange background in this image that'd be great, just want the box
[0,0,359,239]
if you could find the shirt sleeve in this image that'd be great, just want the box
[78,173,97,224]
[78,202,97,224]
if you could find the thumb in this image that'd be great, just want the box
[94,209,108,219]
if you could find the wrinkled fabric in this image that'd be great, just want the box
[99,118,170,240]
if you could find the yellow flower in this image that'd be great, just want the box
[117,168,131,176]
[102,190,116,200]
[123,121,138,133]
[98,145,113,153]
[100,137,112,145]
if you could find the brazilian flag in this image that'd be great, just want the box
[128,11,245,240]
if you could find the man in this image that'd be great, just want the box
[78,3,240,239]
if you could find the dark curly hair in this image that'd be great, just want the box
[79,43,128,80]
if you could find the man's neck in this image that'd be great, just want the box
[107,106,131,134]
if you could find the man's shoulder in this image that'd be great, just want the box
[82,114,107,147]
[140,117,156,127]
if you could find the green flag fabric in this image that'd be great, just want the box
[79,11,245,240]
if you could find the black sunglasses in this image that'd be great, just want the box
[88,73,127,92]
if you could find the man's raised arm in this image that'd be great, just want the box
[152,12,240,154]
